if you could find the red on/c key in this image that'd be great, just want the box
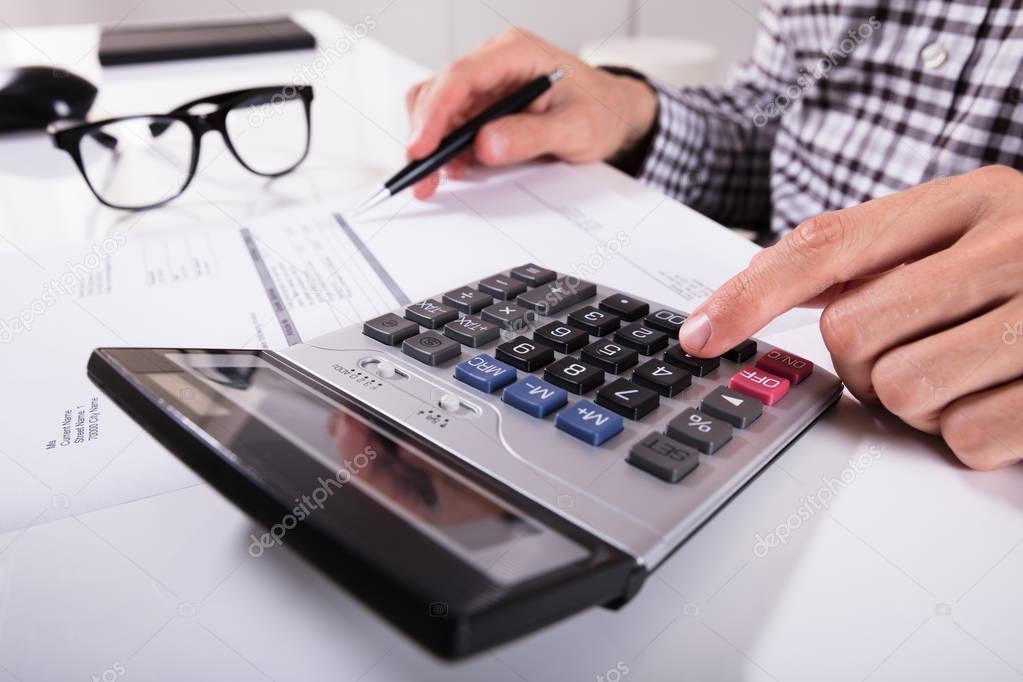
[730,367,790,406]
[755,348,813,384]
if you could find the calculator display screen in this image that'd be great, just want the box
[127,350,588,584]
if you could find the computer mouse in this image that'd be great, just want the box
[0,66,98,133]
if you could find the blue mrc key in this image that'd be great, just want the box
[502,378,568,418]
[454,354,517,393]
[555,400,624,446]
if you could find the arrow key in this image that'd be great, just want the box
[700,385,763,428]
[596,378,659,420]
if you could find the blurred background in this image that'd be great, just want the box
[2,0,761,84]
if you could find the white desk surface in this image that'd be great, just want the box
[2,10,1023,682]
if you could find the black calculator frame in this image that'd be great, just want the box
[87,347,639,659]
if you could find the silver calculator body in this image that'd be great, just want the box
[88,264,842,658]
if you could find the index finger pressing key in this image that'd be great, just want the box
[676,175,989,357]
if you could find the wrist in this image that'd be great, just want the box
[599,66,659,174]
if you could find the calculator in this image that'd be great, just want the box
[87,263,842,659]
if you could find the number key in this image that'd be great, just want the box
[581,340,639,374]
[615,323,668,354]
[544,357,605,394]
[533,321,589,353]
[568,306,621,336]
[645,308,688,334]
[596,378,659,420]
[632,360,691,397]
[495,336,555,371]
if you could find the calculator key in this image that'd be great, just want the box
[627,432,700,483]
[454,354,517,393]
[510,263,557,286]
[645,308,688,334]
[533,321,588,353]
[632,360,692,397]
[443,316,500,347]
[581,340,639,374]
[664,345,720,376]
[478,274,527,300]
[756,348,814,384]
[502,378,568,418]
[481,302,533,331]
[667,408,733,454]
[544,357,605,394]
[567,306,621,336]
[600,294,649,321]
[405,300,459,329]
[723,339,758,363]
[700,386,763,428]
[495,336,556,371]
[402,332,461,366]
[442,286,493,314]
[596,378,659,420]
[730,366,790,406]
[555,399,624,446]
[516,277,597,315]
[615,323,668,354]
[363,313,419,346]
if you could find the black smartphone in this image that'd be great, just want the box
[98,17,316,66]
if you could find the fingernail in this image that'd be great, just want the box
[679,313,711,352]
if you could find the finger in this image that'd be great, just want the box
[407,34,558,160]
[819,239,1017,401]
[405,80,427,116]
[867,299,1023,432]
[412,171,441,200]
[678,175,989,357]
[444,149,476,179]
[474,109,579,166]
[941,379,1023,470]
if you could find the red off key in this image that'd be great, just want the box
[756,348,813,384]
[730,367,790,406]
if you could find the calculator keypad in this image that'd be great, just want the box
[358,264,825,488]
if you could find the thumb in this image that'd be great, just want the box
[474,110,574,166]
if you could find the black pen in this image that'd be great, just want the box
[354,68,565,214]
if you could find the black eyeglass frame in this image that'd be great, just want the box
[50,85,314,210]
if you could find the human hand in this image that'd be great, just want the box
[404,27,658,199]
[677,166,1023,470]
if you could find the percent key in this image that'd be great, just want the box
[667,408,733,454]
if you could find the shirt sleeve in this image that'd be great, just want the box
[635,0,793,231]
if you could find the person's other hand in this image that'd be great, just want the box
[404,28,658,199]
[677,166,1023,470]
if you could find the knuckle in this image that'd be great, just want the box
[819,299,863,358]
[870,350,926,419]
[968,164,1021,189]
[940,403,1000,470]
[786,211,851,268]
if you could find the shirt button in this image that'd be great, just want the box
[920,42,948,69]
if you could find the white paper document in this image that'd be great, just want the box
[0,204,409,534]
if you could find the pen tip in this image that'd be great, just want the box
[352,186,391,216]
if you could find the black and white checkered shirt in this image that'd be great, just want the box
[635,0,1023,234]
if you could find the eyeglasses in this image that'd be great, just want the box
[49,85,313,210]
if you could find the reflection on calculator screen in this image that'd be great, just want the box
[163,354,538,553]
